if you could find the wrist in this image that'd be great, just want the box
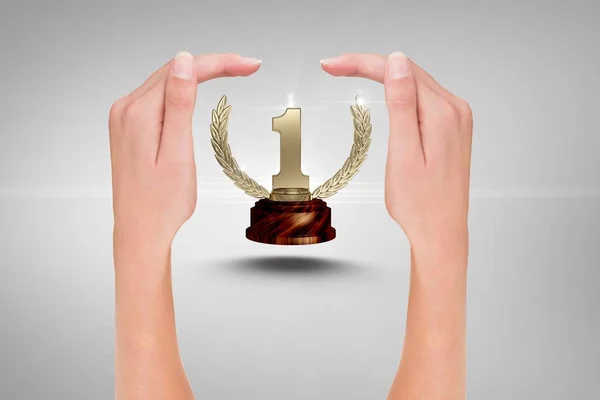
[408,230,469,304]
[113,224,172,270]
[408,227,469,271]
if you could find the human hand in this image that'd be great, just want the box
[110,53,263,399]
[321,53,473,249]
[109,52,261,249]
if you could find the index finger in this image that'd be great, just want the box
[321,53,455,101]
[127,53,262,101]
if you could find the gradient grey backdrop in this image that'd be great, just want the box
[1,0,599,399]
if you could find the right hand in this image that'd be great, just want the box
[321,52,473,248]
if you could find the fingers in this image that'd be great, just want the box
[128,53,262,102]
[112,52,262,165]
[320,52,451,124]
[158,52,198,164]
[193,53,262,82]
[321,52,455,101]
[383,52,423,161]
[321,53,387,82]
[154,53,261,164]
[322,52,470,159]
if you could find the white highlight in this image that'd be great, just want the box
[287,93,295,107]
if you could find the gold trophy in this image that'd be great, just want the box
[210,96,372,245]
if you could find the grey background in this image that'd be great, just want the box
[0,0,598,399]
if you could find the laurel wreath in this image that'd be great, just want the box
[210,96,270,198]
[209,95,371,200]
[311,98,372,198]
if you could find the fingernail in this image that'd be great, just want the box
[387,52,409,79]
[320,58,336,66]
[243,57,262,65]
[172,52,195,80]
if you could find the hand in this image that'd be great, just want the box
[109,52,261,248]
[323,52,471,400]
[109,53,261,399]
[321,53,473,248]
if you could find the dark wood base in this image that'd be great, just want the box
[246,199,336,245]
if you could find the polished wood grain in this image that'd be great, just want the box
[246,199,336,245]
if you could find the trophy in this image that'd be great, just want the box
[209,95,372,245]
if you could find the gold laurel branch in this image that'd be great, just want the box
[311,97,372,199]
[210,96,270,199]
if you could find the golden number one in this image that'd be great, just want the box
[272,108,309,190]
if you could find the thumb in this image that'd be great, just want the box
[384,52,422,160]
[158,51,198,164]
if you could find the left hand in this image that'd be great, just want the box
[109,52,262,249]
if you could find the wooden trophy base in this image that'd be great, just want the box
[246,199,336,245]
